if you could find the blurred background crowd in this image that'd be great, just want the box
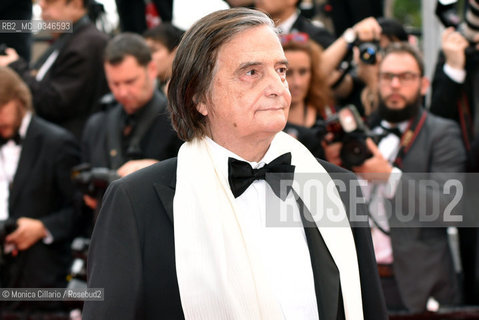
[1,0,479,319]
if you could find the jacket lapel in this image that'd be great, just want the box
[151,158,347,319]
[9,117,41,214]
[296,191,342,320]
[153,158,177,224]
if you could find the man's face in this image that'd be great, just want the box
[104,55,157,114]
[145,39,175,82]
[378,52,428,112]
[0,100,24,139]
[196,25,291,148]
[39,0,80,22]
[285,49,311,106]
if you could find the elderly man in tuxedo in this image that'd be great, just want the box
[83,8,387,320]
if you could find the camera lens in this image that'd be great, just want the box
[358,42,379,65]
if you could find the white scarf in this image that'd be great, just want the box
[174,131,364,319]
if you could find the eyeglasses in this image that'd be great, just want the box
[279,32,309,46]
[378,72,420,85]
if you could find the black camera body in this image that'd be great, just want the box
[357,41,380,65]
[436,0,479,56]
[71,163,120,198]
[287,105,378,169]
[315,105,379,169]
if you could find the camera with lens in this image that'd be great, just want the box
[319,105,380,169]
[285,105,379,169]
[71,163,120,198]
[357,40,380,65]
[436,0,479,62]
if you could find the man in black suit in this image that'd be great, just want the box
[430,27,479,151]
[80,33,181,210]
[430,27,479,305]
[0,0,109,141]
[0,67,81,313]
[83,8,387,319]
[351,43,465,313]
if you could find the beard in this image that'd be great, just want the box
[377,91,422,124]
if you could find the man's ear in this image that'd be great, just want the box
[420,75,430,96]
[147,60,158,80]
[196,101,208,116]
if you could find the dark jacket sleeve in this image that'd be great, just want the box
[430,53,463,121]
[40,130,82,241]
[82,180,145,319]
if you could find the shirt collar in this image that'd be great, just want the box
[380,119,409,134]
[205,135,283,180]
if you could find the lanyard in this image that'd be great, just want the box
[393,110,428,168]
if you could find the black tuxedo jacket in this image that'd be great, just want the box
[2,116,81,291]
[83,158,387,319]
[9,19,109,141]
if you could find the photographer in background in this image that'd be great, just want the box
[352,43,465,313]
[143,22,185,94]
[281,32,334,159]
[431,2,479,304]
[0,0,109,141]
[0,66,81,314]
[80,33,181,212]
[338,17,409,117]
[430,27,479,151]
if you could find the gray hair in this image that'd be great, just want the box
[167,8,276,141]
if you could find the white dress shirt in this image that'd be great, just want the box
[206,137,319,320]
[362,120,407,264]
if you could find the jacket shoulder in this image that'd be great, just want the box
[30,116,78,144]
[119,157,178,189]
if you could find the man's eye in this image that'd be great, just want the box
[278,67,288,74]
[246,69,257,76]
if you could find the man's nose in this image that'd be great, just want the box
[115,85,128,98]
[390,75,402,87]
[264,70,287,97]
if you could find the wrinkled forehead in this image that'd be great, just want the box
[215,25,282,62]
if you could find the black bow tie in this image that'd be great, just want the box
[0,133,21,147]
[380,125,402,138]
[228,152,295,200]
